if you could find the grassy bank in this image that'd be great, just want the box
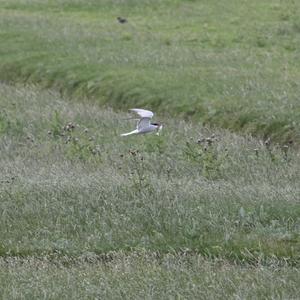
[0,0,300,142]
[1,82,299,262]
[1,83,300,297]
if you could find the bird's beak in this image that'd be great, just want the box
[156,124,163,135]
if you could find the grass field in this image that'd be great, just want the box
[1,0,300,298]
[1,254,299,299]
[0,83,299,297]
[0,0,300,143]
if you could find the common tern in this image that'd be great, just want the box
[121,109,162,137]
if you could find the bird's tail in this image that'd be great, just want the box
[120,129,139,137]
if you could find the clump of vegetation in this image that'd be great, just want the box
[184,134,228,179]
[47,117,102,161]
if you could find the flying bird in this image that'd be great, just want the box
[121,109,162,137]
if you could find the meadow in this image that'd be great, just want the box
[0,83,299,298]
[0,0,300,298]
[0,0,300,142]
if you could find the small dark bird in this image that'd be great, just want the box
[117,17,127,24]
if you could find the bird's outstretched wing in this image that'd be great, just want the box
[129,109,154,130]
[129,109,154,119]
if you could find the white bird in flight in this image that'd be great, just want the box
[121,109,162,137]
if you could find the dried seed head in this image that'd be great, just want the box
[26,136,34,142]
[129,150,137,156]
[283,145,289,154]
[64,122,76,131]
[265,138,271,147]
[206,137,213,145]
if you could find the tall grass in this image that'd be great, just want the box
[1,83,299,297]
[1,254,299,299]
[0,0,300,142]
[1,83,299,263]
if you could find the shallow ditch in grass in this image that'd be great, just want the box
[1,0,300,144]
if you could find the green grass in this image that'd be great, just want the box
[0,83,300,297]
[1,254,299,299]
[1,82,299,260]
[0,0,300,143]
[1,83,300,297]
[1,1,300,296]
